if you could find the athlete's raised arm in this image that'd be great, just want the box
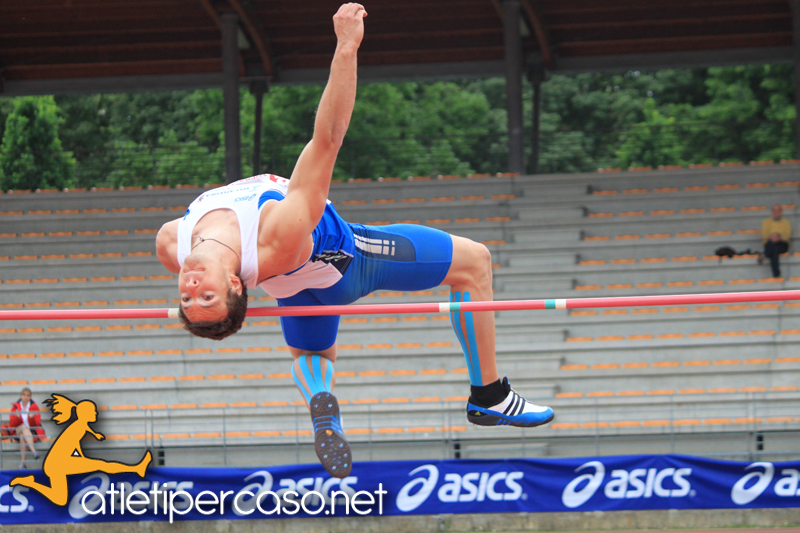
[155,218,181,273]
[263,3,365,260]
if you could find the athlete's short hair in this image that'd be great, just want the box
[178,277,248,340]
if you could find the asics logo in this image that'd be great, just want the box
[395,465,524,512]
[732,462,773,505]
[234,194,257,203]
[562,461,604,508]
[561,461,693,508]
[0,485,30,513]
[732,462,800,505]
[396,465,438,512]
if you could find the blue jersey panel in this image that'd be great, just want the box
[312,203,354,258]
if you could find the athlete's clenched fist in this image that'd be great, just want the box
[333,3,367,48]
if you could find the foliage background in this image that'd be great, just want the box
[0,64,795,190]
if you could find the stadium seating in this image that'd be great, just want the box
[2,163,799,468]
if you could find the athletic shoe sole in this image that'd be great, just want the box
[310,392,352,478]
[467,404,555,428]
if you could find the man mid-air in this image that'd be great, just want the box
[156,3,553,478]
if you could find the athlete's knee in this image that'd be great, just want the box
[289,346,337,363]
[458,240,493,288]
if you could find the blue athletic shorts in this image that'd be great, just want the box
[277,223,453,352]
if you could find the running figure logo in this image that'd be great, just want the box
[9,394,151,506]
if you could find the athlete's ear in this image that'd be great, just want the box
[229,274,243,295]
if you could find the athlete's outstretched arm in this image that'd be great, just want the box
[265,3,365,259]
[156,218,181,273]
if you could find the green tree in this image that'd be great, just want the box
[105,92,193,147]
[671,64,795,164]
[155,130,224,186]
[616,99,686,168]
[106,140,154,187]
[0,96,75,191]
[14,63,794,187]
[55,94,114,187]
[0,98,16,143]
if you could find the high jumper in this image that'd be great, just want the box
[155,3,553,478]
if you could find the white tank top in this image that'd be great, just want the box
[177,174,347,298]
[177,175,288,289]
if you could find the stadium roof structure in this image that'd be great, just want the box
[1,0,796,96]
[2,0,798,175]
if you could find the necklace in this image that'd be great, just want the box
[191,236,241,265]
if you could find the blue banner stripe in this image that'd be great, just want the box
[4,454,800,524]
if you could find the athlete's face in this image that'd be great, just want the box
[178,257,232,322]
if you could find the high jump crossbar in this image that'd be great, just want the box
[0,290,798,321]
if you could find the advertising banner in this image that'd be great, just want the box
[2,455,799,525]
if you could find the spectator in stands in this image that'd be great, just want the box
[759,203,792,278]
[155,3,553,479]
[10,387,44,468]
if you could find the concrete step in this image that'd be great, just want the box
[505,251,578,268]
[0,337,566,377]
[0,315,568,355]
[575,212,792,238]
[582,164,800,191]
[0,188,200,212]
[492,275,575,293]
[578,188,800,212]
[0,211,175,234]
[515,206,586,220]
[0,372,559,410]
[0,234,156,257]
[546,362,800,396]
[3,387,795,450]
[512,228,583,243]
[0,277,175,303]
[0,256,164,281]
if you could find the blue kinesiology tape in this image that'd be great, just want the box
[450,291,482,385]
[462,292,482,385]
[292,354,330,403]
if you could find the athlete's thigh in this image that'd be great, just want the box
[278,290,340,353]
[354,223,453,292]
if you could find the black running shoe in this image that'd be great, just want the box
[309,391,352,478]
